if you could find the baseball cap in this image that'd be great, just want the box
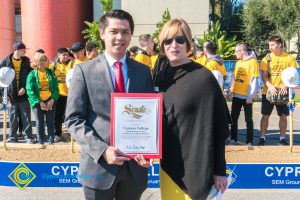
[13,42,29,51]
[70,42,84,52]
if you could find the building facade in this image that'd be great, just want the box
[0,0,208,60]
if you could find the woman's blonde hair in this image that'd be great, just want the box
[158,18,193,54]
[33,53,48,65]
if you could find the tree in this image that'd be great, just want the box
[209,0,244,40]
[242,0,300,58]
[152,8,171,51]
[82,0,113,52]
[197,21,239,59]
[242,0,275,57]
[265,0,300,51]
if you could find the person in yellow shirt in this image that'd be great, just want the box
[259,36,299,146]
[70,42,89,68]
[0,42,34,144]
[26,53,59,145]
[85,42,99,60]
[49,48,71,142]
[229,43,260,146]
[204,41,226,83]
[187,38,196,61]
[134,34,154,71]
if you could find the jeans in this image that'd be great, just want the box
[230,97,253,144]
[32,103,55,142]
[8,100,33,140]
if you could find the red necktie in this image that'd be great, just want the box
[115,61,125,92]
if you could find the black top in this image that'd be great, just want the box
[155,61,230,200]
[0,53,32,103]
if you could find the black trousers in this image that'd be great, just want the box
[54,95,67,136]
[83,163,144,200]
[230,97,253,144]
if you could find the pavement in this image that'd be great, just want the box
[1,98,300,199]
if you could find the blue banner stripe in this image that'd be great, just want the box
[1,162,300,189]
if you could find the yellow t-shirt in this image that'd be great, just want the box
[12,57,21,90]
[260,52,299,94]
[188,54,196,61]
[205,60,227,77]
[195,55,207,66]
[233,58,260,96]
[38,70,51,101]
[49,62,71,96]
[135,53,152,70]
[69,57,90,69]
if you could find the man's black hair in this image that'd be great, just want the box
[99,9,134,34]
[35,48,45,53]
[57,47,70,54]
[86,42,99,52]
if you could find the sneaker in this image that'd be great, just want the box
[6,137,18,143]
[247,142,252,147]
[257,138,265,146]
[38,140,44,145]
[26,138,35,144]
[54,135,62,143]
[17,132,24,139]
[49,137,54,145]
[278,139,289,146]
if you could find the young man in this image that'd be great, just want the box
[259,36,299,145]
[69,42,89,68]
[65,9,153,200]
[85,42,99,59]
[134,34,154,70]
[49,48,71,142]
[203,40,227,82]
[230,43,260,146]
[0,42,34,144]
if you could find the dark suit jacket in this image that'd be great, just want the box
[65,54,153,190]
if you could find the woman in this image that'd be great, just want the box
[26,53,59,144]
[154,19,230,200]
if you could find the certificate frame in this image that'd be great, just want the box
[110,93,163,159]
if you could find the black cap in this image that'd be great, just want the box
[70,42,84,52]
[13,42,28,51]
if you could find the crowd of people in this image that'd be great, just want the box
[0,8,299,200]
[0,40,99,144]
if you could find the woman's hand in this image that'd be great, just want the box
[46,99,54,110]
[134,155,153,168]
[40,101,47,110]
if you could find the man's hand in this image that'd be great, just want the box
[134,155,153,168]
[214,175,227,193]
[268,84,277,96]
[103,146,130,165]
[18,88,26,96]
[279,85,287,95]
[40,102,47,110]
[246,98,253,104]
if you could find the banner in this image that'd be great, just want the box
[0,161,300,190]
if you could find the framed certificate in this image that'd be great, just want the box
[110,93,163,159]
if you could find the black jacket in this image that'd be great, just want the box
[0,53,32,103]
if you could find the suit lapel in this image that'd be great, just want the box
[97,54,114,92]
[126,58,136,92]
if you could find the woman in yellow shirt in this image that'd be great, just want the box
[26,54,59,144]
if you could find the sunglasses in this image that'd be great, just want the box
[164,36,187,45]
